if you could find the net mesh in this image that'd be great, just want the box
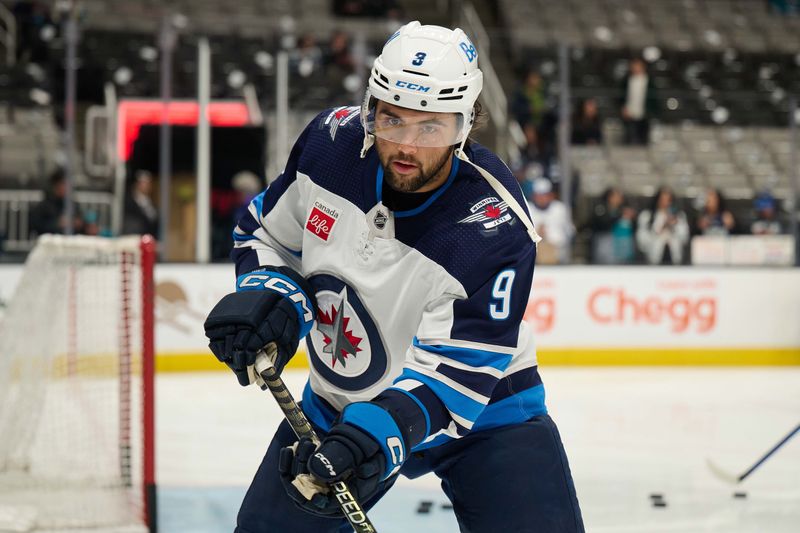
[0,235,151,532]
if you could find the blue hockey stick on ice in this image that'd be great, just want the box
[707,423,800,484]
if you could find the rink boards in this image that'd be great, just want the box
[0,264,798,367]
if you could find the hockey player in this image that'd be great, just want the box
[204,21,584,532]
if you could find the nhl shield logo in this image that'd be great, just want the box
[373,210,388,230]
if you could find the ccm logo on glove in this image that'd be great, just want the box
[237,272,314,326]
[314,452,337,477]
[386,437,404,468]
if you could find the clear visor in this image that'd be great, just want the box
[365,110,463,148]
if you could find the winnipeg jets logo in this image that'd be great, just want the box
[459,196,514,230]
[316,292,363,369]
[307,275,386,391]
[324,106,360,141]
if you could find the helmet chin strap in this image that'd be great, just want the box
[360,133,374,159]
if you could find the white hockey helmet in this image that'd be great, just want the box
[360,21,483,157]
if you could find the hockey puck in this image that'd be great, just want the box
[733,492,747,499]
[441,502,454,510]
[652,500,667,508]
[649,493,664,500]
[416,500,433,514]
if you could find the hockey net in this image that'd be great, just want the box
[0,235,156,532]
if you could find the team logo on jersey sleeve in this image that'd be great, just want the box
[307,274,388,391]
[324,106,360,141]
[306,200,341,242]
[458,196,514,230]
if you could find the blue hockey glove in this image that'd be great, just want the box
[278,402,407,516]
[204,267,316,385]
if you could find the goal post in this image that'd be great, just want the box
[0,235,156,532]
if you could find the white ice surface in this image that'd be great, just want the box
[158,368,800,532]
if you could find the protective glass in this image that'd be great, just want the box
[365,110,463,148]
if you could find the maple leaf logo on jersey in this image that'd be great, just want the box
[484,204,501,219]
[324,106,360,141]
[316,299,363,368]
[459,196,513,230]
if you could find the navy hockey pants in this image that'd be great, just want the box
[235,414,584,533]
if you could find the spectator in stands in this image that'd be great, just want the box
[12,0,53,64]
[231,171,262,228]
[636,186,690,265]
[122,170,158,237]
[82,210,101,236]
[290,34,324,78]
[693,188,736,236]
[212,170,263,261]
[511,69,547,158]
[324,30,356,97]
[571,98,603,145]
[587,187,636,264]
[30,168,84,236]
[750,191,784,235]
[527,178,573,264]
[325,30,355,74]
[620,58,656,145]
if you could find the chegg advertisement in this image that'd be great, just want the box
[524,267,800,365]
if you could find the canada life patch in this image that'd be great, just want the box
[458,196,513,230]
[306,200,340,241]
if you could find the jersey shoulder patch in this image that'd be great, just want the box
[297,107,374,212]
[320,106,361,141]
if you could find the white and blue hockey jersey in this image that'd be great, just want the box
[232,106,546,453]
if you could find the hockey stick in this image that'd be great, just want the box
[254,345,377,533]
[706,423,800,484]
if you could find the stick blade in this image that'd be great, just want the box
[706,458,741,485]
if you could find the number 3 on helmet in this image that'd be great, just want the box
[360,21,484,157]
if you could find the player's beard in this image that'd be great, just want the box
[381,147,453,193]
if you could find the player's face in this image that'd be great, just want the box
[373,101,458,193]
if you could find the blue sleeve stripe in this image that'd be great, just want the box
[394,368,486,424]
[488,366,542,403]
[232,231,258,242]
[434,363,499,398]
[410,384,549,452]
[413,337,512,371]
[473,384,547,432]
[252,190,266,219]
